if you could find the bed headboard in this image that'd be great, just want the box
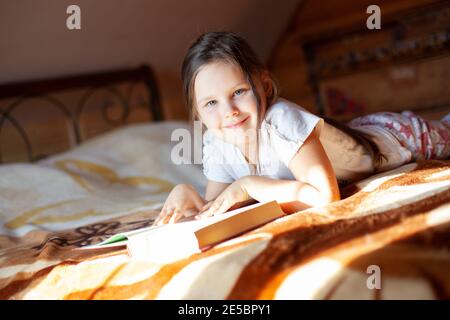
[0,65,163,164]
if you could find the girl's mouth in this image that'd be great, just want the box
[225,116,250,129]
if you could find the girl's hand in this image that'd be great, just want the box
[153,184,206,226]
[195,178,250,219]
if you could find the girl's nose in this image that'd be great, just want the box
[226,107,240,118]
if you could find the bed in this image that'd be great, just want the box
[0,66,449,300]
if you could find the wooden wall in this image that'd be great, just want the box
[268,0,450,121]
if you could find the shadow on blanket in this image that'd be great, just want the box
[0,160,449,299]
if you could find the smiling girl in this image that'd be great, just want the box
[153,31,450,226]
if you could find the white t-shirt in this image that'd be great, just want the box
[201,98,410,185]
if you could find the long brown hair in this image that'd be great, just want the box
[321,116,387,173]
[181,31,279,173]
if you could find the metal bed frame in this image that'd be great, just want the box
[0,65,163,163]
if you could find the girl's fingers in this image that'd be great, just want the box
[195,209,210,220]
[169,209,183,224]
[153,201,169,226]
[184,208,198,217]
[162,208,175,225]
[212,199,230,216]
[153,214,164,226]
[153,209,165,226]
[154,207,174,226]
[196,199,223,219]
[199,201,213,213]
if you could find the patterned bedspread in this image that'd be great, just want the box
[0,122,449,299]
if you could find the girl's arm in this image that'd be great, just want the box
[287,124,341,204]
[243,125,340,208]
[240,176,330,213]
[197,125,340,218]
[204,180,230,201]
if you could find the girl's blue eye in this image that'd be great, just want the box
[234,89,245,96]
[206,100,217,107]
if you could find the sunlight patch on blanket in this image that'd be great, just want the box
[274,258,344,299]
[156,238,270,299]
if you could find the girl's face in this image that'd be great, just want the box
[194,61,266,147]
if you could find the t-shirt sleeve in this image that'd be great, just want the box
[265,102,324,168]
[202,134,235,184]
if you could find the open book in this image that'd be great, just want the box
[81,200,285,263]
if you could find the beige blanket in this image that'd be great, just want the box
[0,122,449,299]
